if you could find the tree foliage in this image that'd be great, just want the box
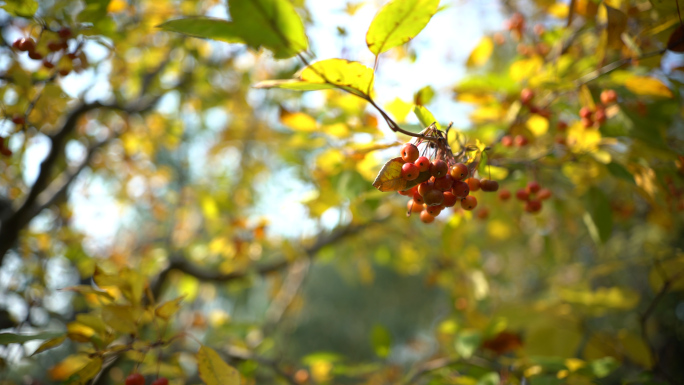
[1,0,684,385]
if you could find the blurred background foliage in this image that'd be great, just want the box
[0,0,683,384]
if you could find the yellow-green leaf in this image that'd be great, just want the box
[159,0,309,59]
[101,305,138,334]
[254,59,374,98]
[413,105,441,130]
[466,37,494,67]
[155,295,185,320]
[625,76,673,98]
[31,336,66,356]
[366,0,440,55]
[197,345,241,385]
[372,157,431,192]
[385,98,413,123]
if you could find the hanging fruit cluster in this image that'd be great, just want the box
[11,26,87,76]
[373,124,501,224]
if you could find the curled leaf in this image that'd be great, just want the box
[372,157,431,192]
[254,59,374,98]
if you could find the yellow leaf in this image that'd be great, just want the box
[648,254,684,292]
[49,355,91,381]
[321,123,350,138]
[487,219,512,241]
[578,85,595,109]
[625,76,673,98]
[385,97,413,123]
[32,336,66,356]
[466,37,494,67]
[155,295,185,320]
[279,109,318,132]
[526,114,549,136]
[618,330,653,369]
[509,56,544,81]
[548,3,569,18]
[470,106,504,123]
[107,0,127,12]
[455,92,495,105]
[197,345,241,385]
[66,357,102,385]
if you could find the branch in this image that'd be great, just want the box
[150,217,387,299]
[574,48,667,86]
[0,96,162,265]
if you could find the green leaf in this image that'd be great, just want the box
[606,162,635,184]
[1,0,38,17]
[477,372,500,385]
[455,329,481,359]
[370,324,392,358]
[197,345,241,385]
[413,105,441,129]
[254,59,375,98]
[583,187,613,243]
[31,336,66,356]
[372,157,431,192]
[366,0,441,55]
[0,332,63,345]
[589,357,618,378]
[413,85,435,106]
[160,0,309,59]
[157,17,245,44]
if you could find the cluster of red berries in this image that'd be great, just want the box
[513,181,551,213]
[125,373,168,385]
[11,27,85,76]
[579,89,617,129]
[397,143,500,224]
[505,12,525,41]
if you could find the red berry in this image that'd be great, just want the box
[442,192,457,207]
[408,199,424,214]
[15,38,36,52]
[151,379,168,385]
[526,181,541,194]
[557,121,568,131]
[412,191,425,205]
[480,179,499,192]
[600,89,617,105]
[579,106,592,119]
[520,88,534,105]
[0,147,12,156]
[426,205,442,216]
[452,181,470,199]
[525,199,542,213]
[42,60,55,69]
[420,210,435,223]
[465,177,480,192]
[516,188,529,201]
[59,28,72,39]
[423,189,444,206]
[498,189,511,201]
[401,143,419,163]
[11,115,25,125]
[125,373,145,385]
[401,162,419,181]
[434,175,454,192]
[398,186,417,196]
[449,163,468,180]
[417,181,434,197]
[47,41,63,52]
[461,196,477,211]
[595,107,606,124]
[581,117,593,128]
[514,135,528,147]
[476,208,489,219]
[537,188,552,200]
[414,156,430,172]
[28,51,43,60]
[58,68,71,76]
[430,159,448,178]
[501,135,513,147]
